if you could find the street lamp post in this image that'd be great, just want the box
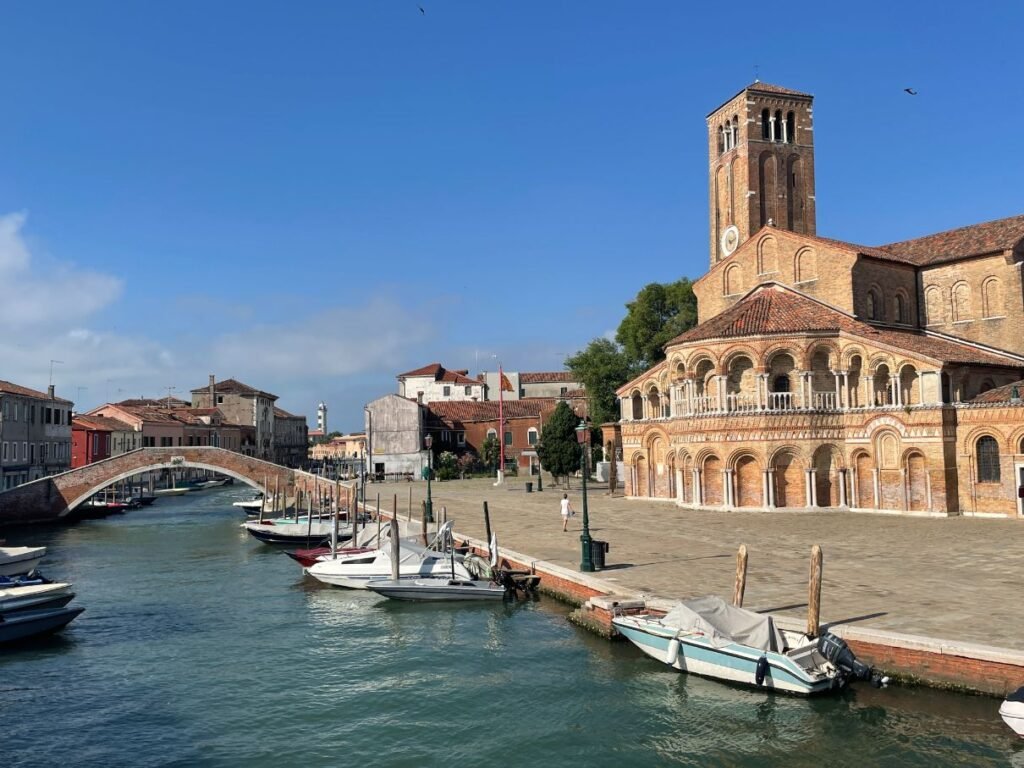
[576,420,594,572]
[424,434,434,523]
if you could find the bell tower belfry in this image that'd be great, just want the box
[707,82,817,267]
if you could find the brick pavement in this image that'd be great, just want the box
[368,475,1024,649]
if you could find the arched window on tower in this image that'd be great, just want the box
[895,293,906,324]
[731,116,738,149]
[786,111,795,143]
[866,290,878,320]
[774,110,783,142]
[761,109,770,140]
[719,125,726,155]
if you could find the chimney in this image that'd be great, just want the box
[209,375,216,407]
[48,384,55,400]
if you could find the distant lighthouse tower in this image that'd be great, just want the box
[316,402,328,434]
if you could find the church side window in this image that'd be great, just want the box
[785,111,795,143]
[976,436,1000,483]
[761,109,770,140]
[866,291,877,320]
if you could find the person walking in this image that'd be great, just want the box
[560,493,574,532]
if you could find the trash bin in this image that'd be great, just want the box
[590,540,609,570]
[525,482,533,493]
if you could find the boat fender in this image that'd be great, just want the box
[665,638,680,666]
[755,655,769,687]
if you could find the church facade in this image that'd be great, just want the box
[615,82,1024,517]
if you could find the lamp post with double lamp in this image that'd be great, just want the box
[575,420,594,573]
[424,434,434,523]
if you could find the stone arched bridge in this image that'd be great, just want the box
[0,447,354,526]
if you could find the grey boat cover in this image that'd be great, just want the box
[661,596,786,652]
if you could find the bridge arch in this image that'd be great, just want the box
[0,447,348,525]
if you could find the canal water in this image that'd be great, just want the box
[2,487,1020,768]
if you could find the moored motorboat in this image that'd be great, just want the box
[365,577,507,601]
[612,596,882,696]
[306,525,472,589]
[153,487,189,497]
[285,545,374,568]
[1000,686,1024,737]
[0,547,47,577]
[243,517,349,546]
[0,605,85,645]
[0,582,75,613]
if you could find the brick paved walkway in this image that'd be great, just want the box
[367,475,1023,648]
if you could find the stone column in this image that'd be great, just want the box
[693,469,702,506]
[842,371,850,409]
[769,115,776,142]
[723,469,733,507]
[717,376,726,413]
[807,469,818,507]
[901,468,909,511]
[833,371,842,410]
[872,468,881,509]
[838,469,848,507]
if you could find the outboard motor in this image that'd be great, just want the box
[817,632,884,686]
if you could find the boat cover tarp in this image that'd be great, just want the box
[661,596,785,652]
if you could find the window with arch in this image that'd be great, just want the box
[785,111,795,143]
[761,109,770,140]
[951,281,972,322]
[894,293,906,324]
[866,290,879,320]
[723,263,742,295]
[773,374,790,392]
[486,428,497,439]
[924,285,943,325]
[976,436,1000,483]
[982,277,1003,318]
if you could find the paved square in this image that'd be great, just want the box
[368,476,1023,648]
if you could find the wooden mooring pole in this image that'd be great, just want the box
[732,544,748,607]
[483,501,492,552]
[259,475,267,523]
[390,517,400,580]
[807,544,823,638]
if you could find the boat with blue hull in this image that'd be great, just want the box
[0,606,85,645]
[612,596,878,696]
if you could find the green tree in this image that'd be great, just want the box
[481,435,500,470]
[537,401,582,486]
[615,278,698,370]
[567,338,638,426]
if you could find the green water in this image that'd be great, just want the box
[1,487,1020,767]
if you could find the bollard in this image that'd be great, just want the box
[733,544,748,607]
[807,544,823,638]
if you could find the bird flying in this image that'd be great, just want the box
[904,88,918,95]
[419,5,425,13]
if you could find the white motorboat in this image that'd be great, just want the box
[365,577,507,601]
[612,596,883,696]
[152,487,189,497]
[1000,687,1024,737]
[0,546,46,577]
[306,522,471,589]
[232,496,266,511]
[0,582,75,613]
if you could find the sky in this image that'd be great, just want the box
[1,2,1021,431]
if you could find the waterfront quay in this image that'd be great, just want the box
[369,476,1024,695]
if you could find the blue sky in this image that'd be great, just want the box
[1,2,1020,431]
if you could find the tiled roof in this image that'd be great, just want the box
[73,415,115,432]
[189,378,277,399]
[116,397,191,408]
[746,81,812,98]
[425,399,553,425]
[398,363,443,378]
[969,380,1024,404]
[520,371,576,384]
[667,283,1024,368]
[94,404,182,424]
[872,214,1024,267]
[398,363,477,386]
[0,380,73,404]
[273,406,305,420]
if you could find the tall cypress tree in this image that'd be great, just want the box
[537,402,583,487]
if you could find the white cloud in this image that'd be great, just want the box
[0,212,123,329]
[0,211,438,418]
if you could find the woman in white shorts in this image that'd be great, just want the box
[560,493,573,532]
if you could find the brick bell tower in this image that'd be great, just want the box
[707,82,817,267]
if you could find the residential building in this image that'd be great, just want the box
[72,415,133,467]
[396,364,485,404]
[310,432,366,462]
[190,376,279,461]
[88,403,185,448]
[0,381,73,489]
[479,370,583,401]
[363,394,427,478]
[616,81,1024,517]
[273,407,308,467]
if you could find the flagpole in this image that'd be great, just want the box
[496,362,505,485]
